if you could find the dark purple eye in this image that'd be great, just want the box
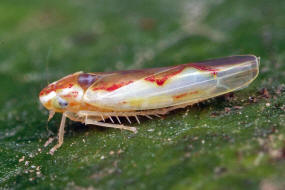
[57,96,68,108]
[78,73,98,89]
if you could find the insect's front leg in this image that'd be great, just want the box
[84,116,137,133]
[49,113,67,155]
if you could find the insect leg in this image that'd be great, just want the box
[85,117,137,133]
[115,115,122,124]
[144,115,153,119]
[48,110,55,121]
[100,114,105,122]
[134,115,140,124]
[108,115,115,123]
[49,113,67,155]
[125,115,132,124]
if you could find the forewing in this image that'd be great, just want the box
[83,66,176,110]
[84,55,259,111]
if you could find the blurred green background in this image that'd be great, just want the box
[0,0,284,189]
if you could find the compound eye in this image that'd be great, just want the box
[55,96,68,108]
[78,73,98,89]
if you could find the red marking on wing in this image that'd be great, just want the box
[174,93,188,99]
[144,63,219,87]
[144,66,185,86]
[93,81,133,92]
[190,64,219,76]
[173,91,199,99]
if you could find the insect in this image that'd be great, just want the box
[39,55,259,154]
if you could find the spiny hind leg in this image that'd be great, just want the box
[49,114,67,155]
[85,117,137,133]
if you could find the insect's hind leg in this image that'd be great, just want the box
[85,117,137,133]
[49,114,66,155]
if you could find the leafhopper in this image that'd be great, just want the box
[39,55,259,153]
